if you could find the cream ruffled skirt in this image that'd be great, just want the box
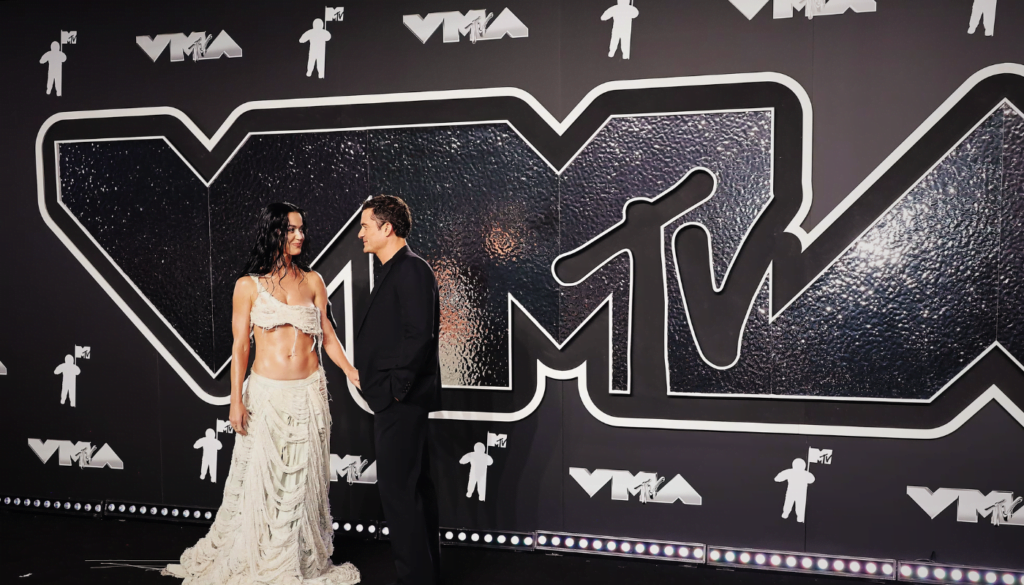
[163,368,360,585]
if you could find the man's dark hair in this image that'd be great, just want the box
[363,195,412,238]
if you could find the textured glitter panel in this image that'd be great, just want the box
[999,105,1024,361]
[772,111,1004,398]
[558,111,773,391]
[668,278,772,395]
[368,125,559,388]
[58,140,216,369]
[208,131,370,365]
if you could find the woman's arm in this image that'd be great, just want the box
[229,277,255,435]
[312,272,360,389]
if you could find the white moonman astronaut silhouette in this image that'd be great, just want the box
[54,354,81,407]
[460,443,494,501]
[775,458,816,523]
[968,0,997,36]
[300,18,332,78]
[601,0,639,59]
[39,41,66,96]
[194,429,223,483]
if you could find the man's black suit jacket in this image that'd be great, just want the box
[354,245,442,414]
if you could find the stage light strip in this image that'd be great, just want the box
[1,494,103,517]
[535,531,705,564]
[898,562,1024,584]
[332,519,380,540]
[441,528,536,551]
[707,545,895,580]
[103,500,217,524]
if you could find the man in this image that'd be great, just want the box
[355,195,442,585]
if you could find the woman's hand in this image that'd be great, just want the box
[229,401,249,436]
[345,366,361,390]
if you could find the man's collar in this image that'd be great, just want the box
[380,244,409,265]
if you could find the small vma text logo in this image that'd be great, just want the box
[908,487,1024,527]
[28,438,123,470]
[728,0,875,21]
[570,467,702,505]
[136,31,242,62]
[404,8,528,44]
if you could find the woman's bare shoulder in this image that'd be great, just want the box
[306,270,329,295]
[234,275,258,295]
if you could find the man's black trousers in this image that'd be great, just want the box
[374,401,442,585]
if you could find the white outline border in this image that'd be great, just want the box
[34,66,1024,436]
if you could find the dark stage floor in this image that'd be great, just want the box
[1,511,871,585]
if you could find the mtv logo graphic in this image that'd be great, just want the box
[907,487,1024,526]
[61,30,77,45]
[330,454,377,485]
[569,467,702,505]
[215,419,234,434]
[136,31,242,62]
[403,8,528,44]
[486,432,507,448]
[326,7,344,21]
[808,448,832,464]
[74,345,90,359]
[28,438,124,469]
[0,359,7,375]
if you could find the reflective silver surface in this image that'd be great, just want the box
[999,105,1024,360]
[772,109,1005,398]
[56,105,1020,400]
[559,111,773,390]
[369,124,559,388]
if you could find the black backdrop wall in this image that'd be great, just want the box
[4,0,1024,571]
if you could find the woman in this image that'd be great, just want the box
[164,202,361,584]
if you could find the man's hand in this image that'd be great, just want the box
[346,367,361,390]
[229,401,249,436]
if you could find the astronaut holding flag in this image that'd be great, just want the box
[460,432,507,502]
[774,447,832,523]
[601,0,638,59]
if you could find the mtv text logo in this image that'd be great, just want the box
[330,454,377,485]
[326,7,344,22]
[570,467,702,505]
[728,0,875,21]
[28,438,123,470]
[908,487,1024,526]
[404,8,528,44]
[136,31,242,62]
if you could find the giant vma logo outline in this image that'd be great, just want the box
[35,65,1024,437]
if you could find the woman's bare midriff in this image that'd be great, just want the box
[251,324,320,380]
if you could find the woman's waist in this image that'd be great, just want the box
[250,350,321,386]
[248,364,324,389]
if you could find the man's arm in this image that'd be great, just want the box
[384,260,436,402]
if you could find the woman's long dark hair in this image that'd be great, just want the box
[240,202,311,282]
